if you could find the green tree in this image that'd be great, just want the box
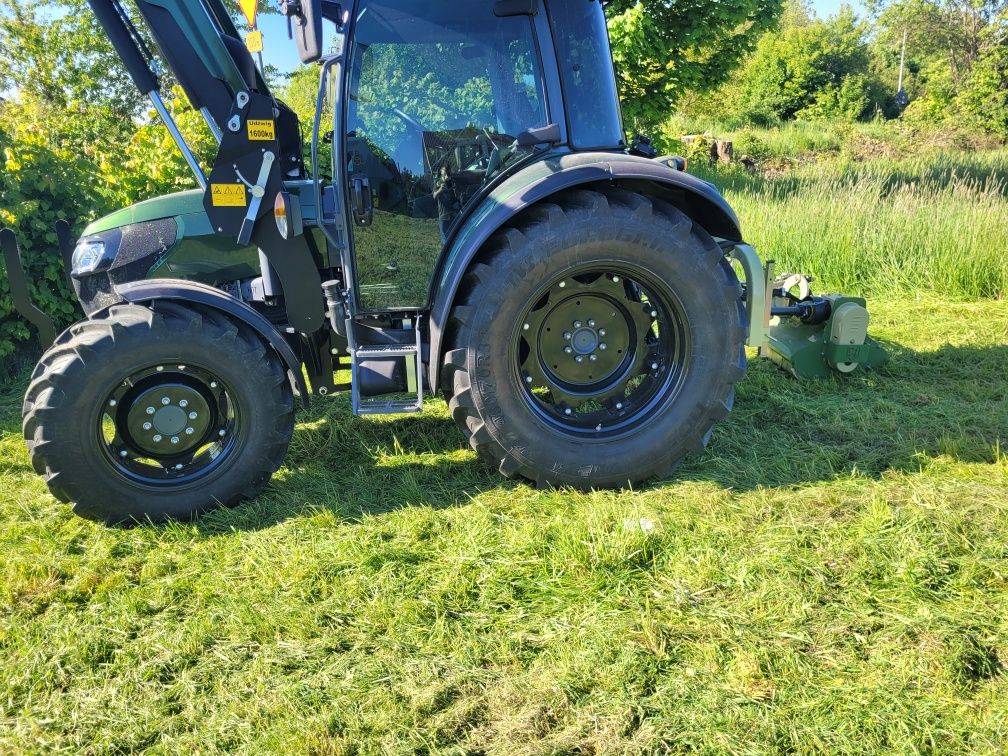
[607,0,784,132]
[872,0,1008,137]
[0,0,147,118]
[958,43,1008,137]
[734,6,882,122]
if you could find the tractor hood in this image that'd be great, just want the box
[82,181,323,239]
[83,190,205,237]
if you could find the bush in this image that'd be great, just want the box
[736,9,882,124]
[0,101,114,359]
[100,87,215,207]
[0,90,209,361]
[958,46,1008,141]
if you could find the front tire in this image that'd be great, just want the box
[23,302,295,525]
[442,187,747,489]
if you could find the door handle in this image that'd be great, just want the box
[351,175,373,227]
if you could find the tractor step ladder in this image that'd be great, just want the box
[350,319,424,416]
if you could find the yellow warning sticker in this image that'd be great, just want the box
[247,119,275,141]
[245,29,263,54]
[211,183,247,207]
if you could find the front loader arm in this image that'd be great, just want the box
[81,0,323,333]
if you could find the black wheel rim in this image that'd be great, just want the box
[97,363,242,486]
[513,264,691,438]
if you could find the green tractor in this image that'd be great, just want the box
[1,0,885,525]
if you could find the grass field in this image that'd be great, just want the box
[2,294,1006,753]
[2,137,1008,752]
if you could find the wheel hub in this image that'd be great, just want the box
[537,292,631,387]
[515,268,690,437]
[571,327,598,354]
[153,405,187,435]
[124,382,213,456]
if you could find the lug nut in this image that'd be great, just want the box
[175,464,184,471]
[108,399,117,407]
[612,276,620,283]
[523,323,530,331]
[599,343,607,351]
[651,362,659,370]
[650,310,658,317]
[564,408,572,416]
[188,411,198,420]
[210,382,218,389]
[599,329,606,336]
[574,320,582,328]
[575,356,583,363]
[185,427,194,435]
[558,281,566,288]
[161,397,170,405]
[525,376,533,384]
[179,399,188,408]
[564,346,573,354]
[219,429,226,437]
[119,450,128,458]
[153,434,162,442]
[146,407,155,415]
[616,402,624,410]
[588,319,596,327]
[143,422,152,431]
[564,332,572,340]
[170,437,179,445]
[590,354,598,361]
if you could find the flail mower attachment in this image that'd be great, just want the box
[730,244,887,380]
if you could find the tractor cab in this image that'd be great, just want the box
[296,0,628,310]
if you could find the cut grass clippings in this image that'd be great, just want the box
[1,294,1006,753]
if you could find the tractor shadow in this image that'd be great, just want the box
[193,410,509,535]
[673,340,1008,492]
[0,340,1004,533]
[202,339,1007,533]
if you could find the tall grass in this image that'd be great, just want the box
[695,151,1008,299]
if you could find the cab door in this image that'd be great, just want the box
[343,0,551,312]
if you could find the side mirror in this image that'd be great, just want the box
[282,0,324,63]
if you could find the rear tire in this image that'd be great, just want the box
[23,302,294,525]
[442,187,747,489]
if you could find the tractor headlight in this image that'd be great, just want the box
[71,238,113,276]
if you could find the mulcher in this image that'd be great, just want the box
[1,0,886,524]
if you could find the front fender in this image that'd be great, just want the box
[427,151,743,390]
[113,278,310,408]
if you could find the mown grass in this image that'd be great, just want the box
[2,295,1007,753]
[693,150,1008,299]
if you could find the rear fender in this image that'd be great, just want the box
[427,152,743,389]
[113,278,310,407]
